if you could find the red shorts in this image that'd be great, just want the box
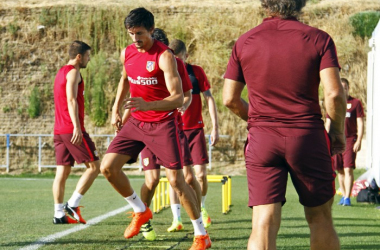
[141,129,193,170]
[54,132,99,166]
[245,127,335,207]
[333,136,357,170]
[106,117,182,170]
[184,128,209,165]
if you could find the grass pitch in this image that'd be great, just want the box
[1,171,380,249]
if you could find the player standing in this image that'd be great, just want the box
[53,40,100,224]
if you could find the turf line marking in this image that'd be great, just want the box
[19,205,132,250]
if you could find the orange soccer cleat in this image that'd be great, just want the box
[189,234,212,250]
[124,206,153,239]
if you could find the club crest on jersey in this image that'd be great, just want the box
[143,158,149,167]
[347,103,352,110]
[146,61,155,72]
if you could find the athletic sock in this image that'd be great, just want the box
[171,204,181,220]
[68,190,83,207]
[201,195,207,208]
[54,203,65,218]
[191,216,207,236]
[124,191,146,213]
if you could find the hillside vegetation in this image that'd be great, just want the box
[0,0,379,170]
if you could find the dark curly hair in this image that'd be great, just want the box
[152,28,169,46]
[260,0,306,18]
[124,7,154,31]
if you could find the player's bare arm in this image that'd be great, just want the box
[223,78,249,122]
[353,116,364,153]
[202,89,219,146]
[321,67,346,155]
[178,90,192,114]
[112,49,130,132]
[125,50,183,111]
[66,68,83,146]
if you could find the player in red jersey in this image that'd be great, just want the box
[100,8,210,249]
[167,39,219,231]
[326,78,365,206]
[120,28,201,241]
[53,41,100,225]
[223,0,346,249]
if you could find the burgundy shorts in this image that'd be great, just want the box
[184,128,209,165]
[141,129,193,170]
[106,117,182,170]
[245,127,335,207]
[333,136,357,170]
[54,132,99,166]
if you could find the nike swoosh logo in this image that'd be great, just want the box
[133,195,137,200]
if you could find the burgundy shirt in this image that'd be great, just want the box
[225,16,340,129]
[125,40,178,122]
[182,64,211,130]
[176,58,193,131]
[54,65,85,134]
[327,96,365,137]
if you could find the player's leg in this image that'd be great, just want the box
[139,152,160,241]
[194,164,211,227]
[333,154,345,205]
[286,128,339,249]
[167,185,184,232]
[65,160,100,224]
[304,198,340,250]
[102,120,152,239]
[52,165,77,224]
[52,134,77,224]
[166,168,211,249]
[342,167,354,206]
[248,203,282,250]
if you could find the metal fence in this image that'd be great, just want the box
[0,134,229,173]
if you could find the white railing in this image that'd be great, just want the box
[0,133,229,173]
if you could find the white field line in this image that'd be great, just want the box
[19,205,132,250]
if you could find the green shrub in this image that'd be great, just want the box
[39,8,58,26]
[3,106,11,113]
[28,87,41,118]
[350,11,380,38]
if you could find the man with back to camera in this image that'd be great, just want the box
[223,0,346,249]
[100,8,211,249]
[53,40,100,224]
[167,39,219,231]
[120,28,202,241]
[326,78,365,206]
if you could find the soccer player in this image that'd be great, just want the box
[100,8,211,249]
[223,0,346,249]
[326,78,365,206]
[120,28,201,241]
[53,40,100,224]
[167,39,219,231]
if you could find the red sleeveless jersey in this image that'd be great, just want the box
[125,40,178,122]
[54,65,85,134]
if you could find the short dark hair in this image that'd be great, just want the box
[124,7,154,31]
[169,39,187,56]
[260,0,306,18]
[152,28,169,46]
[68,40,91,59]
[341,78,349,87]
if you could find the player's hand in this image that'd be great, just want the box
[124,97,149,111]
[329,132,345,155]
[178,105,186,115]
[353,140,361,153]
[111,111,122,133]
[210,128,219,146]
[71,127,83,145]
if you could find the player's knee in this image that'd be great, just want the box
[184,173,195,185]
[146,178,159,190]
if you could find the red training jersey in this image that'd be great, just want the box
[182,64,211,130]
[125,40,179,122]
[176,58,192,131]
[327,96,365,137]
[54,65,85,134]
[225,16,340,129]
